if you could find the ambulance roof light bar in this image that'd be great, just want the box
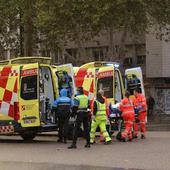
[77,61,120,69]
[0,57,52,65]
[105,63,120,68]
[10,56,52,65]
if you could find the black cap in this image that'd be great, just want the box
[125,91,130,98]
[134,88,140,93]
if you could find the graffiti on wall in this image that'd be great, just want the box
[155,88,170,112]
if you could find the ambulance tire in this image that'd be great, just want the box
[20,132,36,141]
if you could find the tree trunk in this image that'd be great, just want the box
[117,25,128,62]
[75,37,86,65]
[23,1,34,56]
[77,42,86,64]
[59,43,77,64]
[108,26,114,61]
[117,4,129,63]
[24,16,33,56]
[19,9,24,57]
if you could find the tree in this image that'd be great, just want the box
[1,0,170,62]
[36,0,104,64]
[0,0,38,58]
[36,0,170,64]
[98,0,170,62]
[0,0,20,59]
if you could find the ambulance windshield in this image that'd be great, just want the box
[97,76,113,98]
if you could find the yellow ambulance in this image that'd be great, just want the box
[74,61,145,103]
[0,57,60,140]
[74,62,145,133]
[74,61,125,105]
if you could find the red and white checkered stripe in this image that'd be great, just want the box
[0,66,19,119]
[85,72,94,78]
[9,70,19,76]
[0,125,14,134]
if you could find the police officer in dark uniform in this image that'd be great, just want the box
[68,87,90,149]
[53,88,73,143]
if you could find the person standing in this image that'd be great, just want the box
[90,91,112,145]
[56,71,72,97]
[90,89,109,143]
[53,88,72,143]
[119,91,135,142]
[147,95,155,118]
[68,87,90,149]
[133,88,147,139]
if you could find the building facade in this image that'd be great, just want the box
[146,29,170,114]
[1,27,170,114]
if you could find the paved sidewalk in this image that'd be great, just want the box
[0,131,170,170]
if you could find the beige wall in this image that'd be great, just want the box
[162,41,170,77]
[146,28,170,78]
[66,29,145,49]
[146,32,162,77]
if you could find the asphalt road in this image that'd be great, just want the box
[0,131,169,170]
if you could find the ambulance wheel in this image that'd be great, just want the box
[20,132,36,141]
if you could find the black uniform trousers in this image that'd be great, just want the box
[57,106,70,142]
[72,111,90,145]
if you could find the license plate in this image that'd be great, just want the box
[24,119,36,124]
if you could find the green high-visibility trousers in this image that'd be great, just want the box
[90,119,111,143]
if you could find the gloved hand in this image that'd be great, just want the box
[137,106,142,110]
[134,108,140,115]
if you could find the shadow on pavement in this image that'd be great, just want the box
[0,161,149,170]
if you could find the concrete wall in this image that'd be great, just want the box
[146,27,170,78]
[146,32,162,77]
[162,41,170,77]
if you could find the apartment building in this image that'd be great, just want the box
[60,29,170,114]
[1,26,169,114]
[146,29,170,114]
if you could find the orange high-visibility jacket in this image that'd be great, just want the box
[134,93,147,113]
[119,97,135,116]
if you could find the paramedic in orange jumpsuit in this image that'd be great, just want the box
[119,91,135,141]
[133,88,147,139]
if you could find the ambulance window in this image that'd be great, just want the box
[97,77,113,98]
[21,75,37,100]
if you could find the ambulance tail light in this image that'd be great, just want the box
[14,102,20,121]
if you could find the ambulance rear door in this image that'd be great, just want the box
[125,67,145,96]
[19,63,40,127]
[56,63,76,98]
[96,66,115,104]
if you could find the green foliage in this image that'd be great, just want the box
[1,0,170,59]
[36,0,170,44]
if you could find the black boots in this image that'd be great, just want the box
[141,134,146,139]
[57,138,63,143]
[68,143,90,149]
[84,143,90,148]
[104,140,112,145]
[68,144,77,149]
